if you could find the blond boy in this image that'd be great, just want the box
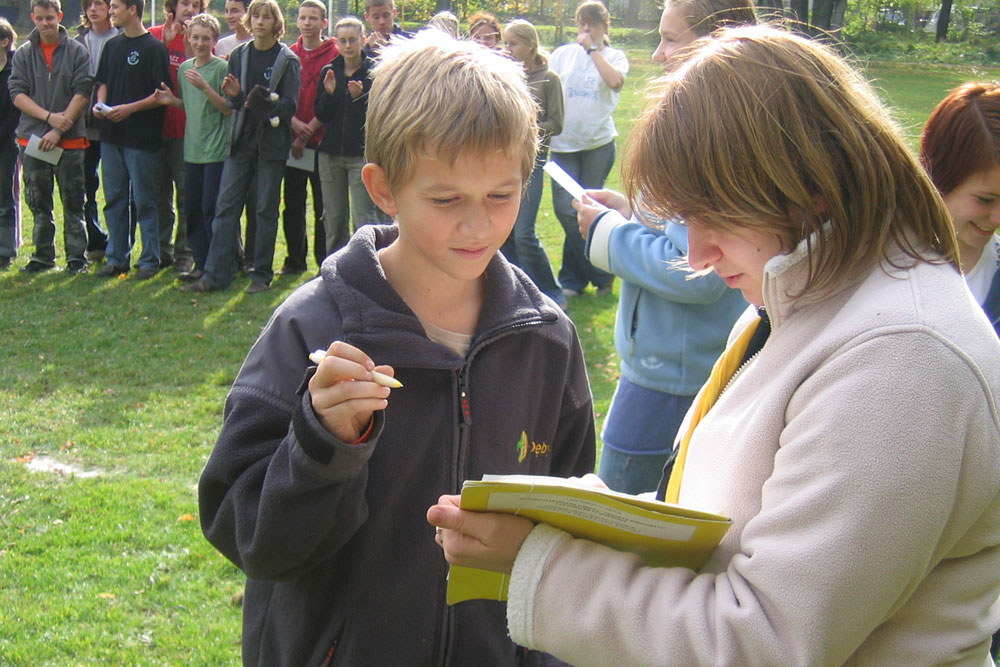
[199,31,596,665]
[183,0,299,293]
[154,13,231,278]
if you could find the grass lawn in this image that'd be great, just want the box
[2,49,997,663]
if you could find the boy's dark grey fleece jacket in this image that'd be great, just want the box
[199,224,596,666]
[225,40,299,157]
[9,26,92,141]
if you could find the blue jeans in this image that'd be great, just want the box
[501,158,565,305]
[102,142,160,270]
[184,161,224,271]
[551,141,616,293]
[0,137,18,260]
[204,142,284,288]
[597,376,695,495]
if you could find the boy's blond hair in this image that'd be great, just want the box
[187,12,221,38]
[366,30,538,189]
[299,0,325,20]
[623,25,959,300]
[242,0,283,37]
[334,15,364,35]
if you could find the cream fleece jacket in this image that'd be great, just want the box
[507,239,1000,666]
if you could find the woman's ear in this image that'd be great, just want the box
[362,163,397,218]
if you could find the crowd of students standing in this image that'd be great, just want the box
[0,0,639,300]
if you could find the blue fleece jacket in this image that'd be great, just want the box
[586,210,747,396]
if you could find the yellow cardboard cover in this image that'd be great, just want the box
[446,475,731,604]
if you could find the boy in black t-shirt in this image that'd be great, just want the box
[182,0,299,294]
[92,0,171,279]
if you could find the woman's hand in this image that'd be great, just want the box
[308,341,395,443]
[427,494,535,574]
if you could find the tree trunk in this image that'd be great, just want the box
[435,0,450,13]
[554,0,565,45]
[830,0,847,32]
[14,0,30,29]
[789,0,809,30]
[812,0,834,31]
[755,0,785,22]
[935,0,952,41]
[624,0,641,27]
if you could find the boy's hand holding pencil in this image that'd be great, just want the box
[307,342,401,443]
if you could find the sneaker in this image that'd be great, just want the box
[180,278,222,293]
[135,267,160,280]
[245,280,270,294]
[66,261,89,275]
[159,257,174,269]
[561,287,580,298]
[0,256,12,270]
[595,284,614,295]
[276,265,305,276]
[173,257,195,274]
[20,260,53,274]
[85,248,105,263]
[177,268,204,282]
[96,263,128,277]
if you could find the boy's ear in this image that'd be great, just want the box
[362,163,397,218]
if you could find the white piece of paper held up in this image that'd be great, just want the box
[25,134,63,165]
[286,147,316,172]
[544,160,586,201]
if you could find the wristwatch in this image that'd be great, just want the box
[588,44,600,52]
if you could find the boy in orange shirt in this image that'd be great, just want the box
[9,0,93,274]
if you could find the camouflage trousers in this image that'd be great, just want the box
[21,146,87,267]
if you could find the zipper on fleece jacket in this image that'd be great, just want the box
[456,367,471,426]
[438,316,547,666]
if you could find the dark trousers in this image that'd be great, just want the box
[282,160,325,272]
[184,161,224,270]
[204,141,285,288]
[83,141,108,253]
[0,137,17,260]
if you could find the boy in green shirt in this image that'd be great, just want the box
[155,12,231,279]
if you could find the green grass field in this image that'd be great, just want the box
[2,51,998,663]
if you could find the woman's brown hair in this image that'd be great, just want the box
[672,0,758,36]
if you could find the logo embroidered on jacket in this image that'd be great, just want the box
[515,431,550,462]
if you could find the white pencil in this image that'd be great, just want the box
[308,349,404,388]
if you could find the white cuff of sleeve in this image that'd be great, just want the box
[587,210,631,273]
[507,523,570,648]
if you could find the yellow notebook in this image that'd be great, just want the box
[446,475,731,604]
